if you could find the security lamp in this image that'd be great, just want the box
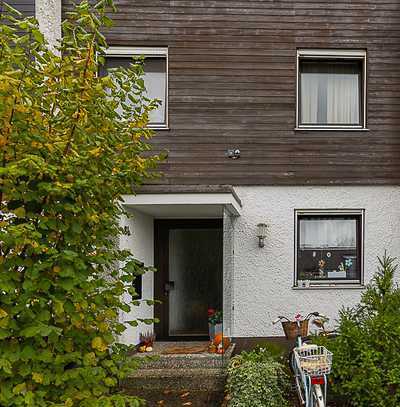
[257,223,268,248]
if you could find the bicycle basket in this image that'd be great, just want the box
[281,319,309,339]
[294,345,332,376]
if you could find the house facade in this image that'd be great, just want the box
[18,0,400,345]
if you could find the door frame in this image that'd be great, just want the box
[154,219,223,341]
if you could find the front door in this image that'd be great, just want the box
[154,219,223,340]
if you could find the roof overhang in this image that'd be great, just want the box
[122,186,241,218]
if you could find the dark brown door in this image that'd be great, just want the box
[154,219,223,340]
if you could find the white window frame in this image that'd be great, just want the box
[104,46,169,130]
[294,209,365,289]
[296,49,367,131]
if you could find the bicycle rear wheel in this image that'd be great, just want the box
[312,384,325,407]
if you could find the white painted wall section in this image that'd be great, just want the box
[232,186,400,337]
[119,209,154,345]
[223,208,236,337]
[35,0,61,49]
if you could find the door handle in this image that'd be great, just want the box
[164,281,175,296]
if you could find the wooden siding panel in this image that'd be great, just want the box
[63,0,400,185]
[2,0,35,16]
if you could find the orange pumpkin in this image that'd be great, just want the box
[213,333,231,349]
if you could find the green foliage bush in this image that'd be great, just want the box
[319,253,400,406]
[226,347,290,407]
[0,1,161,406]
[253,342,288,363]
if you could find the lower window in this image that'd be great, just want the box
[295,210,364,287]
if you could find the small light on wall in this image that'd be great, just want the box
[257,223,268,248]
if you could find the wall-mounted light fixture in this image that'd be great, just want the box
[257,223,268,248]
[225,148,241,159]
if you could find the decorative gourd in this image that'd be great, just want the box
[213,333,223,346]
[213,333,231,349]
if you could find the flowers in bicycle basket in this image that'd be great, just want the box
[295,313,303,321]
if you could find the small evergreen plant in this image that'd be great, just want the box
[322,253,400,406]
[0,1,161,405]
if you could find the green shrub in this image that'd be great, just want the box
[319,253,400,406]
[253,342,288,363]
[226,347,290,407]
[0,1,161,406]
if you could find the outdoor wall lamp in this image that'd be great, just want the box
[257,223,268,248]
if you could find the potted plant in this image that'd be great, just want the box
[208,308,223,340]
[137,331,156,353]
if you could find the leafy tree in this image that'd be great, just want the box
[0,1,161,405]
[321,253,400,406]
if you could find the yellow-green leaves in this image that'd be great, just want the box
[91,337,108,352]
[104,377,117,387]
[0,0,159,405]
[53,300,64,317]
[13,207,26,218]
[13,382,26,395]
[0,309,9,329]
[0,358,12,374]
[83,352,97,366]
[31,372,43,384]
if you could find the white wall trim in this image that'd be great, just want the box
[298,49,366,58]
[105,47,168,57]
[122,193,242,217]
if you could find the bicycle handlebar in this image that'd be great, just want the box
[272,316,288,324]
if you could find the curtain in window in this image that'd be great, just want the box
[299,218,357,249]
[143,58,166,125]
[300,61,360,125]
[301,73,320,124]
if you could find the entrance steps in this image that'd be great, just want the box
[121,342,235,406]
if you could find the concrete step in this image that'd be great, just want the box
[123,367,226,393]
[134,344,235,371]
[122,342,233,406]
[137,352,230,370]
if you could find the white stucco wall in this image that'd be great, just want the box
[119,209,154,345]
[223,208,237,338]
[232,186,400,337]
[35,0,61,50]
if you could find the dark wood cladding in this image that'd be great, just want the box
[63,0,400,185]
[2,0,35,16]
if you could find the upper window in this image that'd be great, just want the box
[295,210,364,287]
[103,47,168,129]
[296,50,367,130]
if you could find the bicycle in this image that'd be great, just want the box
[273,312,333,407]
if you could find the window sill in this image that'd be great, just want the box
[148,126,170,131]
[295,127,369,132]
[293,284,365,290]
